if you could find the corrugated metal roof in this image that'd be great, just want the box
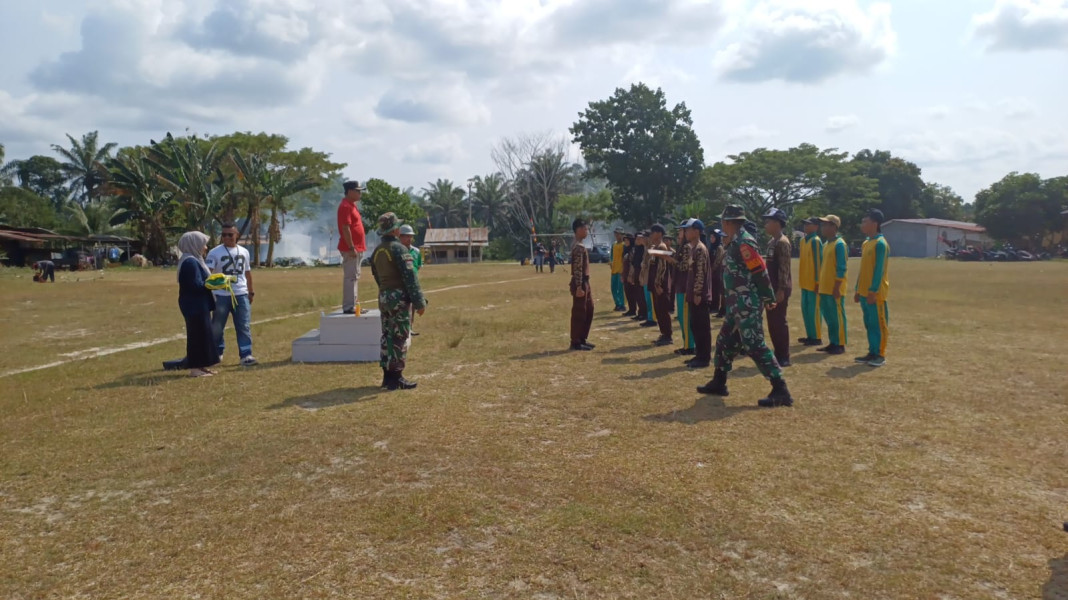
[883,219,986,233]
[423,228,490,244]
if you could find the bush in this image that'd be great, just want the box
[485,237,517,261]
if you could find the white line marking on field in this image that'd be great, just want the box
[0,276,540,379]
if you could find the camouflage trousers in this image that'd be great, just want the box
[714,312,783,380]
[379,288,412,372]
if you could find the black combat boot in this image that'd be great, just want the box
[696,369,729,396]
[383,371,417,391]
[757,378,794,408]
[380,367,390,388]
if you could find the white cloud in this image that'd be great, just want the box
[548,0,727,47]
[826,114,860,133]
[893,128,1025,166]
[713,0,896,83]
[399,134,466,164]
[725,125,778,144]
[374,78,491,126]
[997,97,1038,119]
[972,0,1068,52]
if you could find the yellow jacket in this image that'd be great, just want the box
[798,233,823,291]
[818,235,848,293]
[856,234,890,300]
[611,242,624,274]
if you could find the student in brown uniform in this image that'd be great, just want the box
[762,207,793,367]
[568,219,595,351]
[620,233,638,317]
[638,231,657,327]
[709,227,726,318]
[647,224,674,346]
[671,226,694,355]
[631,232,650,323]
[680,218,713,369]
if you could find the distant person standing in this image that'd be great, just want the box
[680,218,713,369]
[206,223,257,366]
[670,226,694,355]
[610,228,626,311]
[34,260,55,283]
[337,180,367,314]
[709,228,726,318]
[638,231,657,327]
[621,233,639,317]
[534,243,546,273]
[176,231,220,378]
[630,232,649,322]
[854,209,890,368]
[762,208,792,367]
[568,219,595,351]
[647,224,674,347]
[370,213,427,390]
[817,215,849,355]
[797,218,824,347]
[547,240,557,274]
[399,224,422,337]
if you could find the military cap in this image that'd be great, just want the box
[376,212,402,236]
[719,204,747,221]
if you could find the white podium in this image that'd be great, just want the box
[292,309,382,363]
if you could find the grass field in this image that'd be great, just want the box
[1,259,1066,599]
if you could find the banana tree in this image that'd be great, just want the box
[230,150,270,263]
[146,133,230,241]
[107,152,177,261]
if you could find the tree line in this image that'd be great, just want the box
[2,82,1065,264]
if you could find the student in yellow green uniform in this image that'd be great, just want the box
[610,228,626,311]
[854,209,890,368]
[797,217,823,346]
[816,214,848,355]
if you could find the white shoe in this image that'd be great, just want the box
[241,356,258,366]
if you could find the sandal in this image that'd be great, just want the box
[189,369,214,377]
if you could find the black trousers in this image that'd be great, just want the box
[624,282,638,313]
[570,282,594,345]
[689,301,712,362]
[184,312,220,369]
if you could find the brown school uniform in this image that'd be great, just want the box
[765,232,793,364]
[650,241,673,340]
[688,240,714,363]
[569,241,593,345]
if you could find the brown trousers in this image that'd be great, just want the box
[624,281,639,313]
[570,282,594,345]
[766,287,792,363]
[652,290,673,339]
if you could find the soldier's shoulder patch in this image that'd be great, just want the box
[739,243,766,272]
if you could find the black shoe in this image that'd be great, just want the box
[342,309,355,314]
[621,311,636,317]
[757,378,794,408]
[582,341,596,349]
[778,359,792,368]
[816,345,832,352]
[411,332,420,337]
[673,347,695,355]
[640,321,658,328]
[631,315,644,321]
[614,306,626,312]
[687,359,710,369]
[380,368,389,388]
[803,338,824,347]
[797,337,811,344]
[383,372,418,391]
[570,343,592,351]
[696,369,729,396]
[714,312,725,319]
[854,353,875,363]
[654,337,673,347]
[826,345,846,355]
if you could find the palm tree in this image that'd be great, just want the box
[230,150,270,262]
[146,133,230,239]
[108,151,177,261]
[471,173,512,237]
[421,179,466,228]
[62,201,125,237]
[51,131,117,206]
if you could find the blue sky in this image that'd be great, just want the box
[1,0,1065,203]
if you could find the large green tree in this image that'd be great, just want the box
[570,83,704,225]
[361,178,426,231]
[470,173,512,237]
[919,183,965,221]
[51,131,116,206]
[0,187,58,229]
[974,172,1063,247]
[851,149,925,220]
[108,151,177,261]
[5,155,68,210]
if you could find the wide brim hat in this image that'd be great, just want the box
[719,204,747,221]
[817,214,842,228]
[376,212,402,236]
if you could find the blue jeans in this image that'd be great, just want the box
[212,294,252,358]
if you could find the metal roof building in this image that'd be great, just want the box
[421,227,490,263]
[881,218,993,258]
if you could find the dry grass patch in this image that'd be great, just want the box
[0,260,1066,599]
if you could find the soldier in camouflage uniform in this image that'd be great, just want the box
[370,212,428,391]
[697,205,795,408]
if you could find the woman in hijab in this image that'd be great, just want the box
[177,231,220,377]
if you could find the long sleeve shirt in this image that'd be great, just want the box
[765,233,792,293]
[725,231,776,308]
[672,242,691,295]
[570,241,590,291]
[687,241,713,305]
[651,242,671,292]
[856,234,890,300]
[818,234,848,293]
[639,248,652,287]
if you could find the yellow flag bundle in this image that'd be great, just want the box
[205,273,238,307]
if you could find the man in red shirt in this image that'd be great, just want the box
[337,180,367,314]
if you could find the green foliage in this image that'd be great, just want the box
[485,237,517,261]
[851,149,925,220]
[570,83,704,225]
[975,172,1064,246]
[421,179,467,228]
[108,150,177,261]
[0,187,58,229]
[146,133,230,234]
[51,131,116,206]
[61,201,126,237]
[556,188,614,225]
[919,183,965,221]
[5,155,68,209]
[362,178,426,228]
[470,173,511,238]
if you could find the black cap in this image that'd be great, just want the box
[743,220,758,235]
[763,207,788,225]
[866,209,885,224]
[650,223,666,235]
[572,218,587,232]
[343,181,367,192]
